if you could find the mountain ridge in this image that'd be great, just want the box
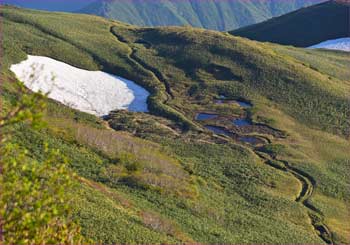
[78,0,327,31]
[231,0,350,47]
[1,0,328,30]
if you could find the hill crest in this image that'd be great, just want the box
[231,0,350,47]
[78,0,326,31]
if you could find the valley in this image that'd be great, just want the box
[1,3,349,244]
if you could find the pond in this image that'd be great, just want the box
[205,125,232,136]
[196,113,219,121]
[235,100,252,108]
[214,99,226,104]
[238,136,260,144]
[233,118,252,127]
[206,125,261,145]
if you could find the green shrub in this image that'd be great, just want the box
[0,80,83,244]
[0,143,83,244]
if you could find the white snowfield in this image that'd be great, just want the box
[309,37,350,52]
[10,55,150,116]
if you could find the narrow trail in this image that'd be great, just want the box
[109,26,174,103]
[256,152,333,244]
[129,50,175,101]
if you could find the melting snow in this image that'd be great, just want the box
[10,55,150,116]
[308,37,350,52]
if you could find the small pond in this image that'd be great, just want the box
[214,99,225,104]
[233,118,252,127]
[205,125,232,136]
[238,136,260,144]
[196,113,219,121]
[236,100,252,108]
[206,125,261,145]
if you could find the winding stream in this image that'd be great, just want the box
[258,154,333,244]
[197,104,333,244]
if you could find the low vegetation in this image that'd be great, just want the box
[0,83,83,244]
[1,5,349,244]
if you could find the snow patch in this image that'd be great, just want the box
[10,55,150,116]
[308,38,350,52]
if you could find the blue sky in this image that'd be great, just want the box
[2,0,96,11]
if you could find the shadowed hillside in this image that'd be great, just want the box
[231,0,350,47]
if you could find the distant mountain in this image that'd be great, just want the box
[231,0,350,47]
[1,0,95,12]
[78,0,326,31]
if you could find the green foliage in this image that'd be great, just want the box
[0,143,82,244]
[119,152,141,172]
[0,68,83,244]
[0,82,46,132]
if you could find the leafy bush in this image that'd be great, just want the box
[0,81,83,244]
[0,143,82,244]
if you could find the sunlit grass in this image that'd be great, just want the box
[2,5,349,244]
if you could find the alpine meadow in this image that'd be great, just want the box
[0,1,349,244]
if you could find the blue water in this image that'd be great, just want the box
[205,125,259,144]
[238,136,259,144]
[205,126,231,136]
[233,118,252,127]
[236,100,252,108]
[214,99,224,104]
[196,113,218,121]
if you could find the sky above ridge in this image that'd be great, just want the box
[1,0,96,11]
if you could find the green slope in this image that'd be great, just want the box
[79,0,325,31]
[231,0,350,47]
[1,6,350,244]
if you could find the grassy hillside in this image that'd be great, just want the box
[231,0,350,47]
[1,5,349,244]
[79,0,325,31]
